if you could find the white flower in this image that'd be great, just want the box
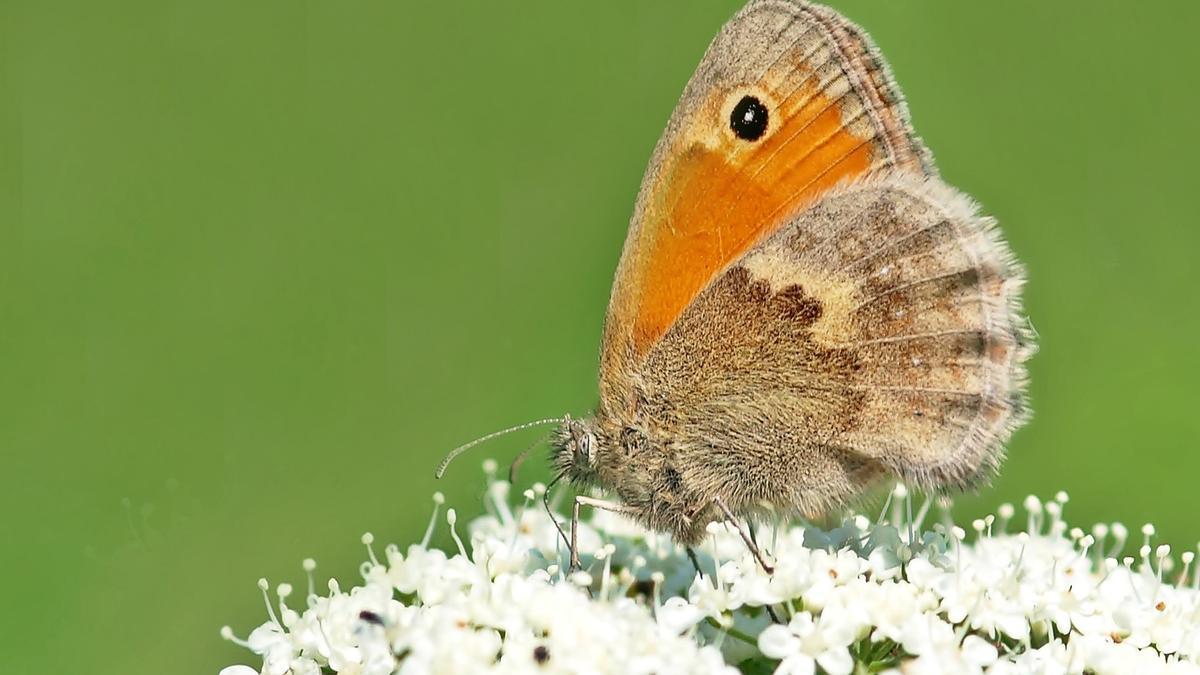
[658,596,707,635]
[865,579,931,643]
[221,478,1200,675]
[759,611,856,675]
[245,622,295,675]
[896,614,996,674]
[987,638,1084,675]
[689,568,739,622]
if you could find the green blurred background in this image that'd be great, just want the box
[3,0,1199,672]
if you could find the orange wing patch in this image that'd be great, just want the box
[599,0,932,382]
[632,81,880,354]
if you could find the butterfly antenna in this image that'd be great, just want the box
[435,417,562,479]
[508,432,551,484]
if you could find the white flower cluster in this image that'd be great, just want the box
[222,467,1200,675]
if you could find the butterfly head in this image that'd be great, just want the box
[551,415,714,545]
[551,415,601,486]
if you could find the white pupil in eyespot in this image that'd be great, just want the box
[730,95,768,141]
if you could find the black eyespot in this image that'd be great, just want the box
[533,645,550,664]
[730,95,769,141]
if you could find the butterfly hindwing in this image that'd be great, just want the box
[636,173,1032,515]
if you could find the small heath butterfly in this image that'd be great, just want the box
[447,0,1034,571]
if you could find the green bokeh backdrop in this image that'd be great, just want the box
[4,1,1199,672]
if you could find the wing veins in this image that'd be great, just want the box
[832,329,987,348]
[846,384,982,398]
[849,269,975,315]
[832,217,952,278]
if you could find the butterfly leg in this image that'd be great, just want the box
[713,496,774,575]
[686,547,705,579]
[744,521,783,622]
[570,495,634,571]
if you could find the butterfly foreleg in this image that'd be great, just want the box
[569,495,635,571]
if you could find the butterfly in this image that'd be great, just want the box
[445,0,1034,573]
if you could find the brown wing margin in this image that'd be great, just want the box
[799,0,934,176]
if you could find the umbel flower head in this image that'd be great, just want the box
[222,463,1200,675]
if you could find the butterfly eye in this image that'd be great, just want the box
[729,95,768,141]
[577,433,596,465]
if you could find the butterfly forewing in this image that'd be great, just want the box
[601,0,930,390]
